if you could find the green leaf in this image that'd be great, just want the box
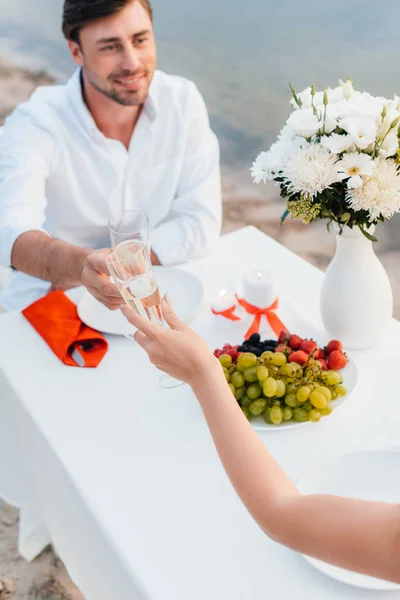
[358,224,378,242]
[281,209,290,225]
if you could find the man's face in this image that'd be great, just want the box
[69,1,156,107]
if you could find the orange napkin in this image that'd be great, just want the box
[22,291,108,367]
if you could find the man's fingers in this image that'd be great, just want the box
[90,249,113,276]
[121,305,159,338]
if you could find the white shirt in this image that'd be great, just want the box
[0,69,221,310]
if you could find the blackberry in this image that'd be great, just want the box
[248,333,261,345]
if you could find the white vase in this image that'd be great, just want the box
[320,225,393,350]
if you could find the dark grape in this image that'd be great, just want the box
[248,347,261,356]
[248,333,261,345]
[263,340,278,348]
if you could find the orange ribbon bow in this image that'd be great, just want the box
[236,296,288,340]
[211,305,241,321]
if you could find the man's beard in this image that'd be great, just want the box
[86,69,150,107]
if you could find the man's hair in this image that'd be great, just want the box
[62,0,153,44]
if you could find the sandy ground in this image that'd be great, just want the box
[0,62,399,599]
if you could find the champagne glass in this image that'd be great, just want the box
[106,241,184,389]
[108,210,149,249]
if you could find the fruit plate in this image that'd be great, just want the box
[250,355,358,430]
[77,266,204,336]
[296,451,400,590]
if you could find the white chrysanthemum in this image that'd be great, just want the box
[250,151,275,183]
[320,133,355,154]
[346,157,400,221]
[287,108,322,138]
[338,116,378,149]
[250,137,304,183]
[282,143,339,198]
[379,131,399,159]
[336,152,374,189]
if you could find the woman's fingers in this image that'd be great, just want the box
[121,305,159,338]
[134,330,151,349]
[161,295,187,332]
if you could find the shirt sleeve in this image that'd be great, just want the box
[150,83,222,265]
[0,114,53,267]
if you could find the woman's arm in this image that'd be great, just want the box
[193,373,400,585]
[122,298,400,585]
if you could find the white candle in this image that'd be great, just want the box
[242,270,277,308]
[210,290,239,330]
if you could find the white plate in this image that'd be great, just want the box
[251,355,358,431]
[297,451,400,590]
[77,266,204,336]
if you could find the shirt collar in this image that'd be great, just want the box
[67,68,159,133]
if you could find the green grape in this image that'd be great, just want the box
[270,406,283,425]
[228,383,236,395]
[275,379,286,398]
[241,406,250,419]
[271,352,287,366]
[286,382,300,396]
[261,351,274,363]
[310,391,326,409]
[240,396,251,408]
[272,399,281,406]
[296,385,311,402]
[237,352,258,369]
[320,402,333,416]
[309,409,321,423]
[247,383,262,400]
[285,393,299,408]
[268,364,280,376]
[314,385,332,401]
[325,370,343,385]
[263,407,273,424]
[302,400,313,412]
[336,385,347,397]
[291,362,302,373]
[257,365,269,382]
[282,406,293,421]
[244,367,258,383]
[263,377,278,398]
[223,368,230,383]
[293,408,309,422]
[249,398,267,416]
[331,390,339,401]
[279,363,293,376]
[235,386,246,401]
[231,371,245,388]
[218,354,232,368]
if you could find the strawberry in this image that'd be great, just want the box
[325,340,343,355]
[278,330,290,344]
[288,334,303,350]
[300,339,317,354]
[276,343,292,354]
[214,349,222,358]
[317,358,328,371]
[314,348,326,360]
[328,350,347,370]
[289,350,309,366]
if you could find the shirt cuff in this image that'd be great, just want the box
[150,221,187,266]
[0,225,49,267]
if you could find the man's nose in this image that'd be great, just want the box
[120,47,141,72]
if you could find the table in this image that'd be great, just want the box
[1,226,399,600]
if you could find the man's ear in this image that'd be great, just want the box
[67,40,84,67]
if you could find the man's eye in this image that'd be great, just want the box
[101,45,117,52]
[136,37,148,44]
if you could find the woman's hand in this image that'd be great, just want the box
[121,295,222,387]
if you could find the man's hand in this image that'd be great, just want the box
[81,248,122,310]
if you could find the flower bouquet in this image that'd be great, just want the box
[250,79,399,349]
[251,79,400,241]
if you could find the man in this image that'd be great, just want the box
[0,0,221,312]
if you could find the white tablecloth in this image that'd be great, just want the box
[1,226,399,600]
